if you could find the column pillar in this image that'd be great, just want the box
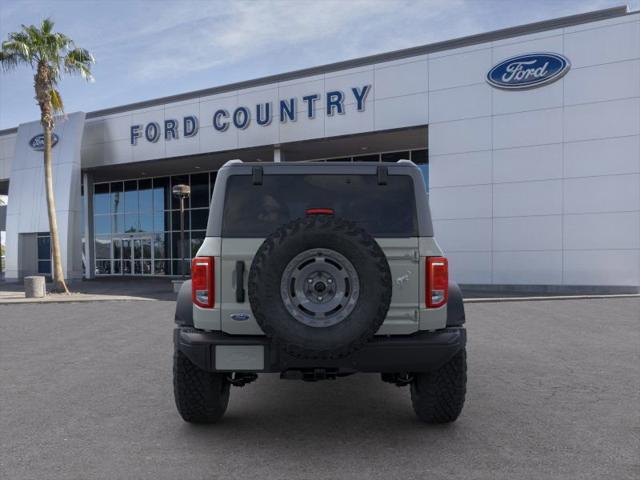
[83,172,95,279]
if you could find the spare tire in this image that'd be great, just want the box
[248,214,392,359]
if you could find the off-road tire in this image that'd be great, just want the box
[248,214,392,360]
[410,348,467,423]
[173,349,230,424]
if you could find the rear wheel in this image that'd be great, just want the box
[173,349,230,424]
[410,348,467,423]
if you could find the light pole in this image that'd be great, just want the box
[172,184,191,278]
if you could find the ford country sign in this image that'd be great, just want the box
[487,53,570,90]
[29,133,59,151]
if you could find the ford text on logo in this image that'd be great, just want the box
[29,133,59,151]
[487,53,570,90]
[130,85,371,145]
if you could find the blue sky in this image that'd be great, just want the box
[0,0,634,130]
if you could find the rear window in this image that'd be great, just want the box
[221,174,418,237]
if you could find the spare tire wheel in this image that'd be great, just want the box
[248,214,392,359]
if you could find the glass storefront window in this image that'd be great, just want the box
[96,260,111,275]
[191,209,208,230]
[95,236,111,259]
[153,177,170,211]
[37,234,51,260]
[112,214,124,234]
[38,260,52,274]
[353,154,380,162]
[153,211,168,232]
[124,213,139,233]
[171,232,187,259]
[139,212,153,232]
[37,232,52,275]
[411,149,428,164]
[190,231,205,257]
[94,184,110,214]
[138,179,153,212]
[113,238,122,260]
[153,233,168,258]
[171,210,190,231]
[95,215,111,235]
[124,180,138,213]
[111,182,123,215]
[172,259,190,277]
[190,173,209,208]
[154,260,170,275]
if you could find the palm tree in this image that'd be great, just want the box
[0,18,94,293]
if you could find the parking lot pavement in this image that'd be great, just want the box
[0,298,638,480]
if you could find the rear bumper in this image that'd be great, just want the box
[174,327,466,374]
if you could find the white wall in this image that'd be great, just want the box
[0,133,16,181]
[428,12,640,287]
[5,113,85,280]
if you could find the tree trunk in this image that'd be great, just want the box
[35,63,69,294]
[43,122,69,293]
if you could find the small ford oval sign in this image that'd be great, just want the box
[230,313,250,321]
[29,133,59,151]
[487,53,570,90]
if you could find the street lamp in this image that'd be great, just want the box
[172,184,191,278]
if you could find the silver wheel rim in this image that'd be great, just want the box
[280,248,360,328]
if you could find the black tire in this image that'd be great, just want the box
[248,214,392,359]
[410,348,467,424]
[173,349,230,424]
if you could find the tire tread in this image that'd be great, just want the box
[410,349,467,423]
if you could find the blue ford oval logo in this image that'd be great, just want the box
[487,53,570,90]
[29,133,59,151]
[230,313,250,321]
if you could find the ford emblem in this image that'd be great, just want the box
[487,53,570,90]
[29,133,59,151]
[230,313,250,321]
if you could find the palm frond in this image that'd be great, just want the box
[0,51,20,70]
[2,36,32,64]
[50,88,64,113]
[41,17,54,35]
[64,47,94,81]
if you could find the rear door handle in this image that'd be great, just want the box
[235,261,245,303]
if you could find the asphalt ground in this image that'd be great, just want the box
[1,298,638,480]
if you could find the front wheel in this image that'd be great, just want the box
[410,348,467,424]
[173,349,230,423]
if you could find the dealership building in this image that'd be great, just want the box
[0,5,639,292]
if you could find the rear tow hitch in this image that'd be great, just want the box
[227,372,258,387]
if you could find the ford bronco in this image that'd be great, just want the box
[173,160,467,423]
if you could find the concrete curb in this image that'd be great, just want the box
[0,295,157,305]
[464,294,640,303]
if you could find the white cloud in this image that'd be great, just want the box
[95,0,473,81]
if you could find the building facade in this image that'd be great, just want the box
[0,6,639,291]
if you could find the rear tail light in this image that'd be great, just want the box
[426,257,448,308]
[305,208,335,215]
[192,257,215,308]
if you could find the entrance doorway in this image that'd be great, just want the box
[113,236,153,275]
